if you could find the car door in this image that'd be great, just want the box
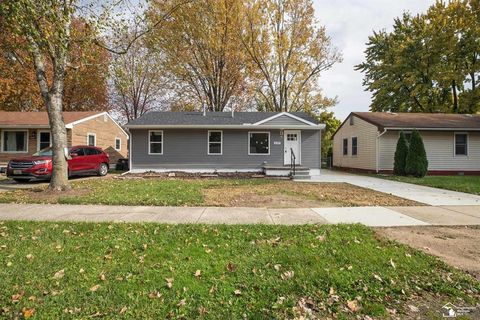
[68,148,88,172]
[84,147,100,171]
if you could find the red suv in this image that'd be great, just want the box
[7,146,110,182]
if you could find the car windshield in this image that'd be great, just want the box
[33,147,73,157]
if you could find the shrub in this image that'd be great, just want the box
[393,131,409,176]
[405,130,428,177]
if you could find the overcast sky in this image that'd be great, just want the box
[313,0,435,120]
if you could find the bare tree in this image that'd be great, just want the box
[110,33,168,122]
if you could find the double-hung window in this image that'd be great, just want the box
[249,132,270,155]
[2,130,27,153]
[455,133,468,156]
[149,130,163,154]
[38,131,51,150]
[352,137,358,156]
[115,138,121,151]
[342,138,348,156]
[87,133,96,146]
[208,130,222,155]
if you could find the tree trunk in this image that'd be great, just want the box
[451,80,458,113]
[47,93,70,191]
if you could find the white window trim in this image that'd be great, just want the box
[342,138,348,156]
[248,131,270,156]
[37,130,51,151]
[454,132,468,157]
[351,136,358,157]
[148,130,163,155]
[1,130,29,153]
[115,137,121,151]
[207,130,223,155]
[87,133,96,146]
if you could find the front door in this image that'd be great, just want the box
[284,130,301,165]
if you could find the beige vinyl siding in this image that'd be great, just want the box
[379,130,480,171]
[333,115,378,170]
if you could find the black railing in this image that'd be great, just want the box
[290,148,296,176]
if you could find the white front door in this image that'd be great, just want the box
[284,130,301,165]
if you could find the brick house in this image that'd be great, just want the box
[0,111,128,167]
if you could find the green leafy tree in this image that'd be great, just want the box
[405,130,428,178]
[317,111,340,159]
[393,131,409,176]
[356,0,480,113]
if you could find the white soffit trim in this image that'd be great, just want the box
[252,112,318,126]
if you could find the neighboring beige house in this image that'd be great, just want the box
[0,111,128,167]
[333,112,480,175]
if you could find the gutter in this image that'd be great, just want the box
[376,128,388,173]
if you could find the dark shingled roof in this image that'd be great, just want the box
[352,112,480,129]
[127,111,318,126]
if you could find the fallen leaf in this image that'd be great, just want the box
[373,274,382,282]
[6,261,12,267]
[165,278,174,289]
[316,235,325,242]
[389,259,396,269]
[119,306,127,314]
[234,289,242,296]
[347,300,359,312]
[79,268,85,274]
[53,269,65,279]
[23,308,35,319]
[99,273,106,281]
[12,293,23,303]
[281,270,295,280]
[177,299,186,307]
[198,306,207,315]
[26,254,34,260]
[329,287,336,295]
[209,285,216,294]
[274,264,281,271]
[226,262,236,272]
[90,284,100,292]
[148,291,162,299]
[408,305,419,312]
[194,270,201,278]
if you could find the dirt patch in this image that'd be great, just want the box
[204,182,420,207]
[377,226,480,280]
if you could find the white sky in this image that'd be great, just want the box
[313,0,435,120]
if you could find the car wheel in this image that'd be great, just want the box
[13,178,30,183]
[98,163,108,176]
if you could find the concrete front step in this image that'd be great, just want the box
[293,175,311,180]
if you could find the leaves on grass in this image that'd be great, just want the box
[373,274,383,282]
[389,258,396,269]
[53,269,65,279]
[22,308,35,319]
[11,292,24,303]
[347,300,359,312]
[234,289,242,296]
[148,291,162,299]
[177,299,186,307]
[226,262,236,272]
[26,254,34,260]
[165,278,174,289]
[89,284,100,292]
[194,270,201,278]
[119,306,127,314]
[281,270,294,280]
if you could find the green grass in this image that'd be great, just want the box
[0,178,272,206]
[0,221,478,319]
[382,175,480,195]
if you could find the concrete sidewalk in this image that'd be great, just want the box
[309,170,480,206]
[1,203,479,226]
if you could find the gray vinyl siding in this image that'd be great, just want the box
[379,130,480,171]
[262,115,309,126]
[130,129,320,170]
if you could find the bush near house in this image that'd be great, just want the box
[405,130,428,178]
[393,131,408,176]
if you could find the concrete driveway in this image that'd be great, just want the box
[309,170,480,206]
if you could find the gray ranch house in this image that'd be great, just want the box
[126,111,325,177]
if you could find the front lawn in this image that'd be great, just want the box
[382,175,480,195]
[0,221,478,319]
[0,177,418,207]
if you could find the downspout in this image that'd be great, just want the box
[121,130,132,176]
[376,128,387,173]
